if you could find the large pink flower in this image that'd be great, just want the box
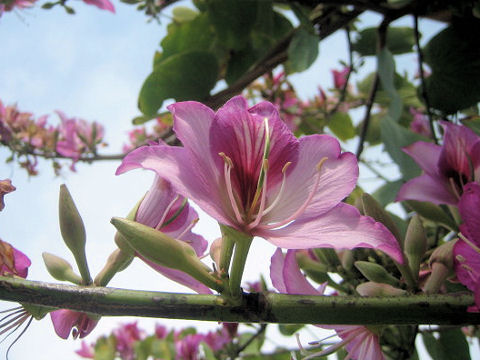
[397,121,480,205]
[134,174,211,294]
[117,96,402,263]
[453,182,480,311]
[270,249,385,360]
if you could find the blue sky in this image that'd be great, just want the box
[0,2,455,359]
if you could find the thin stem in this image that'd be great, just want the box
[413,14,437,144]
[229,237,253,298]
[1,277,480,325]
[234,324,267,357]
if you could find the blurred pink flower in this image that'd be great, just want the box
[118,96,402,263]
[270,249,385,360]
[114,322,145,360]
[75,341,94,358]
[0,239,31,278]
[82,0,115,12]
[0,178,15,211]
[409,108,431,137]
[332,67,350,89]
[397,121,480,205]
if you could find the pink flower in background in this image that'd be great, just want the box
[50,309,99,339]
[118,96,402,263]
[133,174,211,294]
[82,0,115,12]
[409,108,431,137]
[453,182,480,311]
[0,178,15,211]
[0,0,36,15]
[0,239,31,278]
[332,67,350,89]
[270,249,385,360]
[114,322,145,360]
[75,341,94,358]
[397,121,480,205]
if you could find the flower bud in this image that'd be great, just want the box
[354,261,400,287]
[58,184,91,284]
[42,252,82,285]
[361,193,402,245]
[356,282,407,296]
[94,248,134,286]
[405,200,457,232]
[424,240,457,294]
[404,215,427,281]
[209,237,223,269]
[296,251,329,284]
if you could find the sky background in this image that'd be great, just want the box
[0,2,467,359]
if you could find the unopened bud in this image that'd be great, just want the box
[354,261,400,287]
[94,248,134,286]
[59,184,91,284]
[111,217,192,270]
[338,250,355,271]
[296,251,329,284]
[361,193,402,245]
[429,240,456,269]
[114,232,135,257]
[405,200,457,232]
[424,240,457,294]
[404,215,427,281]
[42,252,82,285]
[210,237,223,269]
[356,282,407,296]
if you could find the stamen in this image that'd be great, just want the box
[6,316,33,360]
[161,198,188,228]
[459,233,480,254]
[261,162,292,217]
[448,177,461,200]
[155,195,180,230]
[219,152,243,224]
[302,328,363,360]
[258,157,328,230]
[176,218,199,241]
[248,159,269,229]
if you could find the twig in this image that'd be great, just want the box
[413,14,437,144]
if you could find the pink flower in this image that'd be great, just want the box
[50,309,99,339]
[0,178,15,211]
[0,239,31,278]
[133,174,211,294]
[409,108,431,137]
[453,182,480,311]
[175,333,205,360]
[397,121,480,205]
[75,341,95,358]
[270,249,385,360]
[0,0,36,14]
[82,0,115,13]
[117,96,402,263]
[114,322,145,360]
[332,67,350,89]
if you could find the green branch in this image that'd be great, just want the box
[1,277,480,325]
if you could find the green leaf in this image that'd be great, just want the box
[372,180,403,207]
[352,27,416,56]
[94,335,116,360]
[377,48,402,121]
[172,6,198,23]
[278,323,304,336]
[404,200,458,231]
[206,0,258,51]
[438,328,471,360]
[380,116,423,180]
[138,51,219,117]
[157,14,215,64]
[423,21,480,113]
[238,331,265,355]
[327,112,356,141]
[287,27,319,73]
[200,342,217,360]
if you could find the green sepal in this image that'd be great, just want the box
[42,252,83,285]
[354,261,400,287]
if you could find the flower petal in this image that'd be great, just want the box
[458,182,480,245]
[396,174,458,205]
[269,248,287,293]
[264,135,358,223]
[402,141,442,177]
[283,250,321,295]
[454,240,480,292]
[258,203,404,264]
[116,144,233,227]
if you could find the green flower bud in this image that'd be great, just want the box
[58,184,91,284]
[42,252,83,285]
[94,248,134,287]
[405,200,457,232]
[404,215,427,281]
[356,282,407,296]
[354,261,400,287]
[424,240,457,294]
[209,237,223,269]
[361,193,402,246]
[111,217,222,292]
